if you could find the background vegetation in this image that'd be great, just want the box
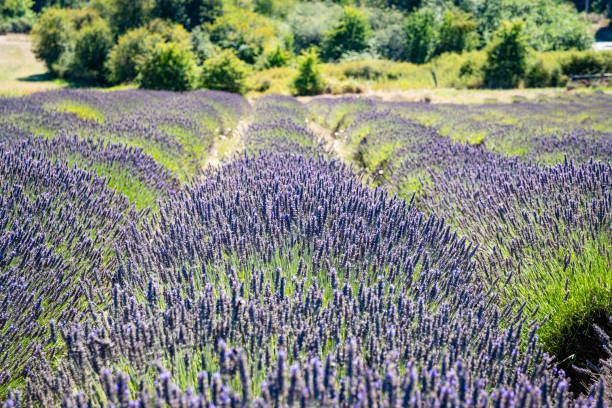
[3,0,612,93]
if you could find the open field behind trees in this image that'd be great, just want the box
[0,88,610,407]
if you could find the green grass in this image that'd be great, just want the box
[51,101,105,123]
[505,233,612,359]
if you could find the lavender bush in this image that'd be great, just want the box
[0,90,609,406]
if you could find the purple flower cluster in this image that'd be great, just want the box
[244,95,322,155]
[0,92,609,407]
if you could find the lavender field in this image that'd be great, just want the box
[0,90,610,407]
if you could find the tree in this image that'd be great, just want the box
[436,8,479,55]
[292,48,325,96]
[262,45,289,68]
[139,42,196,91]
[200,49,249,94]
[106,26,158,84]
[287,1,342,53]
[71,18,112,81]
[321,6,371,61]
[402,8,437,63]
[31,8,75,73]
[108,0,152,35]
[152,0,222,30]
[1,0,33,18]
[207,8,276,63]
[483,21,529,88]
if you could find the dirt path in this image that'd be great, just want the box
[308,118,356,165]
[203,118,250,168]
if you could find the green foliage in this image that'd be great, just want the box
[483,21,529,89]
[31,8,75,73]
[207,7,277,63]
[70,18,112,81]
[105,20,190,84]
[107,0,153,35]
[1,0,32,18]
[200,49,248,94]
[106,27,154,83]
[473,0,592,51]
[254,0,274,15]
[287,1,342,53]
[153,0,222,30]
[366,7,405,61]
[260,45,290,69]
[524,58,563,88]
[139,42,196,91]
[436,8,479,55]
[191,25,218,63]
[321,6,371,61]
[292,48,325,96]
[560,50,612,76]
[402,8,437,63]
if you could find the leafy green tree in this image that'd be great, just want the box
[71,18,112,81]
[292,48,325,96]
[436,8,479,55]
[106,27,156,83]
[139,42,196,91]
[287,1,342,53]
[200,49,249,94]
[31,8,75,73]
[207,8,276,63]
[1,0,33,18]
[483,20,529,88]
[321,6,371,61]
[402,8,437,63]
[153,0,222,30]
[388,0,421,11]
[262,45,289,68]
[108,0,152,34]
[106,20,190,84]
[147,18,191,48]
[254,0,274,15]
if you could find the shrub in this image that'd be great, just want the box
[262,45,289,69]
[436,8,479,55]
[402,8,436,63]
[106,27,156,84]
[191,25,218,63]
[200,49,249,94]
[107,0,153,35]
[147,18,191,48]
[292,48,325,96]
[207,8,276,64]
[106,20,191,84]
[0,0,32,19]
[70,19,112,82]
[139,42,196,91]
[0,14,35,33]
[483,21,529,89]
[31,8,76,74]
[320,6,371,61]
[287,1,341,53]
[153,0,222,30]
[560,50,612,76]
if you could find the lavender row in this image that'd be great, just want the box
[309,96,611,392]
[244,95,322,155]
[1,90,249,181]
[0,138,142,392]
[9,152,601,407]
[309,94,612,165]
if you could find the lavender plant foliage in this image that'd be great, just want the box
[0,138,141,391]
[0,92,609,407]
